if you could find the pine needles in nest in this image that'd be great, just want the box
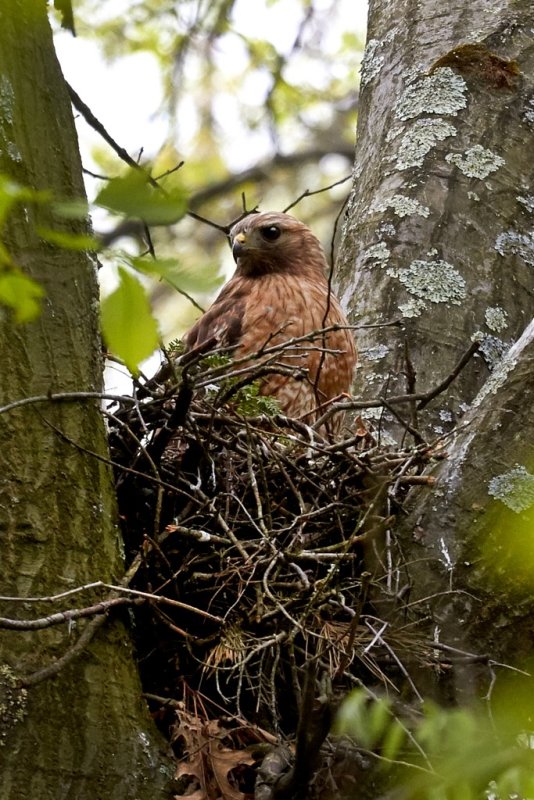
[108,351,433,737]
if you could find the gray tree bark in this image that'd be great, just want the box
[401,320,534,703]
[337,0,534,439]
[335,0,534,704]
[0,2,174,797]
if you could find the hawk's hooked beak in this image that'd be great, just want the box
[232,232,247,262]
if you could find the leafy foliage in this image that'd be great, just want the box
[46,0,365,367]
[95,168,188,225]
[127,253,223,295]
[0,270,44,323]
[192,351,282,417]
[36,226,99,251]
[336,684,534,800]
[0,170,215,370]
[0,176,49,321]
[231,380,281,417]
[100,266,160,373]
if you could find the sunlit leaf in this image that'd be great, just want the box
[334,689,371,744]
[37,226,99,251]
[381,718,405,762]
[52,198,90,220]
[491,668,534,738]
[0,270,44,322]
[95,169,188,225]
[0,240,13,265]
[367,697,391,745]
[128,255,223,293]
[100,267,159,374]
[0,174,50,227]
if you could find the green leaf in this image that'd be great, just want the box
[52,198,90,220]
[129,255,223,293]
[166,338,186,357]
[233,381,280,417]
[37,226,99,251]
[333,689,369,741]
[95,169,188,225]
[367,697,391,746]
[0,174,50,227]
[381,719,405,762]
[0,270,44,322]
[100,268,159,374]
[0,241,14,265]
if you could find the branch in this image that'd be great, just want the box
[0,596,139,630]
[69,81,352,242]
[269,662,332,800]
[313,339,482,429]
[68,83,231,235]
[282,173,351,214]
[189,149,354,210]
[67,83,160,189]
[0,391,135,417]
[0,582,223,632]
[416,340,481,410]
[22,614,108,687]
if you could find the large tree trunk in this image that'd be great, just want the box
[336,0,534,700]
[337,0,534,438]
[0,2,174,796]
[401,320,534,703]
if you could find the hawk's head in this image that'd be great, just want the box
[229,212,328,278]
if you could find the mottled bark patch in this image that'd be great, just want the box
[430,44,521,91]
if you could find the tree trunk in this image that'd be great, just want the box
[337,0,534,438]
[335,0,534,702]
[400,320,534,703]
[0,2,174,797]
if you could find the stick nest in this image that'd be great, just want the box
[109,358,435,743]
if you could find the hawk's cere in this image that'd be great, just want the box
[185,212,357,437]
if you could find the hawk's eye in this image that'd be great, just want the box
[260,225,281,242]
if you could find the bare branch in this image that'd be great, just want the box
[0,597,139,630]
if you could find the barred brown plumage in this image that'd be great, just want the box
[185,211,357,437]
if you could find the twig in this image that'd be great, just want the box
[22,615,108,687]
[416,340,481,410]
[0,582,222,629]
[0,391,135,417]
[82,166,112,180]
[364,618,424,703]
[381,398,425,445]
[330,191,351,267]
[67,83,161,189]
[313,339,483,428]
[67,82,233,235]
[283,174,352,214]
[189,148,354,210]
[0,596,140,630]
[153,162,185,181]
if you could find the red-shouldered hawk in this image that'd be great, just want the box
[184,211,356,438]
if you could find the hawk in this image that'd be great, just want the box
[184,211,356,438]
